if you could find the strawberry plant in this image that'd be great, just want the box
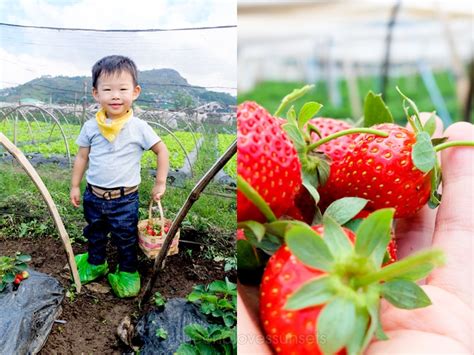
[0,252,32,292]
[176,278,237,354]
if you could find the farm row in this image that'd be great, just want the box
[0,121,236,178]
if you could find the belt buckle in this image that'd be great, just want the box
[102,191,113,200]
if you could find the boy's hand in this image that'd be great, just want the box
[70,186,81,207]
[152,182,166,201]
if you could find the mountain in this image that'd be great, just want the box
[0,68,236,110]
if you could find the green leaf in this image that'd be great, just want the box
[237,239,262,271]
[363,91,394,127]
[175,343,197,355]
[237,221,265,242]
[298,102,323,129]
[285,276,334,310]
[208,280,228,294]
[3,272,14,283]
[324,197,368,225]
[302,179,320,205]
[16,254,31,263]
[282,122,305,152]
[322,215,352,258]
[423,112,437,137]
[381,279,432,309]
[396,263,435,281]
[412,132,436,173]
[274,84,314,117]
[317,297,357,355]
[14,263,27,272]
[265,220,307,238]
[286,105,297,124]
[355,209,394,264]
[346,309,370,355]
[286,225,334,271]
[315,159,331,187]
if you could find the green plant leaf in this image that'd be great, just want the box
[324,197,368,225]
[286,225,334,272]
[381,279,432,309]
[298,102,323,129]
[236,239,263,271]
[175,343,196,355]
[286,105,297,124]
[274,84,314,117]
[282,122,306,153]
[322,215,352,257]
[285,276,334,310]
[209,280,228,294]
[265,220,307,238]
[16,254,31,263]
[363,91,394,127]
[346,309,370,355]
[237,221,265,242]
[423,112,437,136]
[412,132,436,173]
[396,263,435,281]
[14,263,28,272]
[302,179,320,205]
[3,272,14,283]
[355,209,394,263]
[396,86,423,131]
[317,297,357,355]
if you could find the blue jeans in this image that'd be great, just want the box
[83,186,139,273]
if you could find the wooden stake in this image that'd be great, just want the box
[0,133,82,292]
[139,139,237,305]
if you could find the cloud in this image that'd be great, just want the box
[0,0,236,94]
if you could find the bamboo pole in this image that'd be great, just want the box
[139,139,237,305]
[0,133,82,292]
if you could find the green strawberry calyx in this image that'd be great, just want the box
[271,85,389,205]
[364,87,474,208]
[282,208,445,355]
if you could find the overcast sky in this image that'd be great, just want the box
[0,0,237,95]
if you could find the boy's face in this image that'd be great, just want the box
[92,70,141,119]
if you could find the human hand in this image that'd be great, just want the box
[366,120,473,354]
[151,182,166,202]
[237,118,473,354]
[70,186,81,207]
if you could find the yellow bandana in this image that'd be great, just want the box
[95,108,133,142]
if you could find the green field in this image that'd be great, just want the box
[238,71,471,125]
[217,133,236,178]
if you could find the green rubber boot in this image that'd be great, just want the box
[74,253,109,284]
[108,267,141,298]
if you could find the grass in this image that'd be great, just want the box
[238,71,471,125]
[0,159,236,258]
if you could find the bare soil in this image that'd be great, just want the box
[0,229,234,354]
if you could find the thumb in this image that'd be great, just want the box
[428,122,474,306]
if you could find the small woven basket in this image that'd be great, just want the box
[138,199,180,259]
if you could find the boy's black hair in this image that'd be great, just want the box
[92,55,138,88]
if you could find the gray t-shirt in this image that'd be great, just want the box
[76,116,160,188]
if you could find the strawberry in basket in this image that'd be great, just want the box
[145,223,170,237]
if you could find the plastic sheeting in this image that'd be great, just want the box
[0,269,64,355]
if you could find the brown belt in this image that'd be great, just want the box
[88,184,138,200]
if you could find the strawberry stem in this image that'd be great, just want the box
[434,141,474,152]
[274,84,314,117]
[354,249,445,287]
[237,175,277,222]
[307,128,389,151]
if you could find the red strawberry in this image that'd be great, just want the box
[237,101,302,222]
[260,225,353,354]
[308,117,355,162]
[326,123,431,218]
[259,213,434,354]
